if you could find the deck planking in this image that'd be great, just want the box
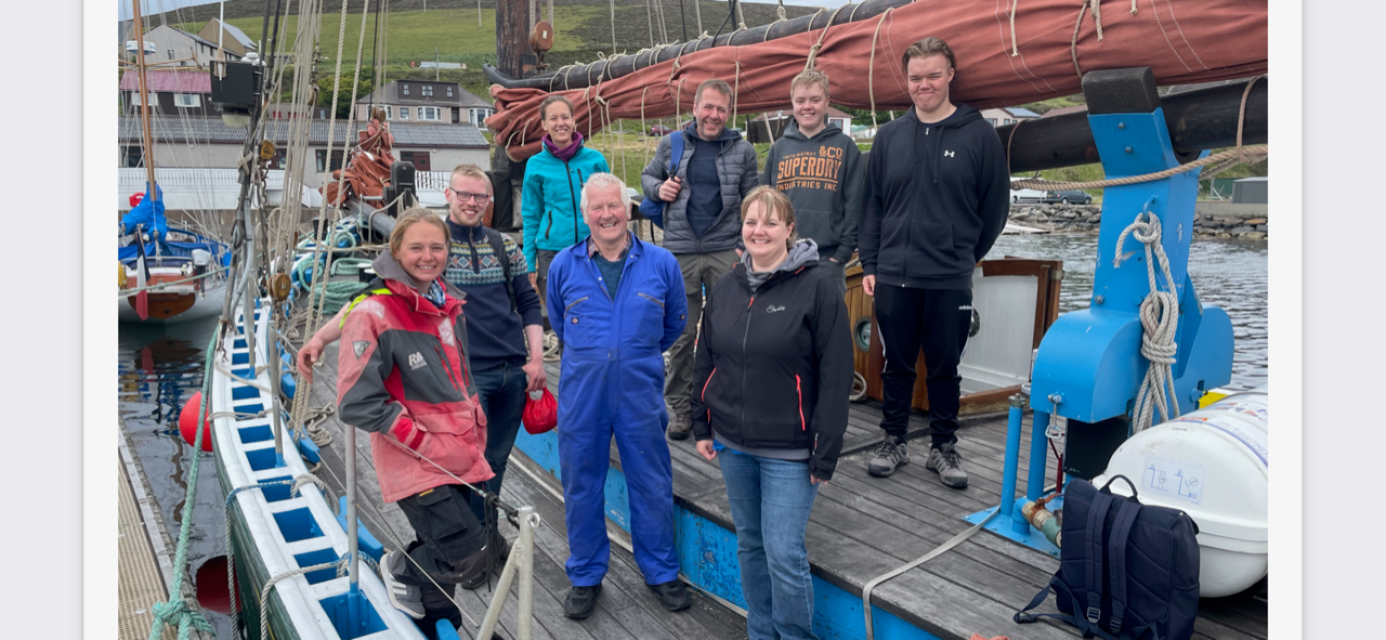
[303,342,748,640]
[294,309,1264,640]
[537,360,1267,640]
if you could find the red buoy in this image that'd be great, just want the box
[179,391,213,453]
[194,555,238,614]
[129,192,144,208]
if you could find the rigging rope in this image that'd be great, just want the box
[1009,145,1269,191]
[145,329,221,640]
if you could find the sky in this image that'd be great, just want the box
[119,0,857,22]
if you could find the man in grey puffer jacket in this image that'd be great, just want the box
[640,78,759,441]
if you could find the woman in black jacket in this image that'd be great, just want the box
[691,186,851,640]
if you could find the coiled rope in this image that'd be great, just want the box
[1113,207,1182,432]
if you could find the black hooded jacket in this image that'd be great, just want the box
[690,253,852,481]
[858,105,1010,290]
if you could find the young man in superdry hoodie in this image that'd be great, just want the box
[857,37,1010,489]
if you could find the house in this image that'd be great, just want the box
[197,18,257,59]
[120,68,219,118]
[117,116,491,191]
[123,24,241,68]
[355,80,496,129]
[980,106,1040,127]
[746,106,854,144]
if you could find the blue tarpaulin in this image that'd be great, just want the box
[121,183,167,241]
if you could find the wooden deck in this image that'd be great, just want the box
[299,337,1266,640]
[302,342,750,640]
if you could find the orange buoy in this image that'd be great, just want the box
[179,391,213,452]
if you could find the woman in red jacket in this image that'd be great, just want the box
[337,209,494,626]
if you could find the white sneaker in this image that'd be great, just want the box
[380,550,425,620]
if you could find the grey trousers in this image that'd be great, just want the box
[665,249,739,417]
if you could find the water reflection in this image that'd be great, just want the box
[118,318,241,639]
[991,234,1269,390]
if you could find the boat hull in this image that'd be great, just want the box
[210,299,426,640]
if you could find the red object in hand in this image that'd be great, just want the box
[522,388,558,434]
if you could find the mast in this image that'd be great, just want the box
[495,0,533,78]
[130,0,157,203]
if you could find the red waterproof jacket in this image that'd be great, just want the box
[337,253,494,503]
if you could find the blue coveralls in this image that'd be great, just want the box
[546,233,688,587]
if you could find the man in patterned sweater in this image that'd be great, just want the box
[298,164,547,586]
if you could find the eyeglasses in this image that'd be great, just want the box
[448,188,490,203]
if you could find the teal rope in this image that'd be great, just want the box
[306,280,368,316]
[148,327,223,640]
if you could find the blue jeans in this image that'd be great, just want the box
[468,361,527,526]
[719,452,820,640]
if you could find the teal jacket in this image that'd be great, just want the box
[520,144,611,269]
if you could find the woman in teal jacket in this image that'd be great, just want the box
[521,95,611,305]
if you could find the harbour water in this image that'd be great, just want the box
[115,233,1266,637]
[118,318,239,639]
[990,233,1269,390]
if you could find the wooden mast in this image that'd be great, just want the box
[495,0,533,78]
[130,0,157,203]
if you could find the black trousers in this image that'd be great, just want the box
[874,285,972,446]
[396,483,489,624]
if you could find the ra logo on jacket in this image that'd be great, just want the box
[773,146,845,192]
[408,352,427,370]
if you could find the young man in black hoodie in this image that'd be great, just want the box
[858,38,1009,488]
[761,69,863,296]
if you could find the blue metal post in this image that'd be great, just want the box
[1000,395,1026,536]
[1026,410,1051,502]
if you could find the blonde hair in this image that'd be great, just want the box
[389,208,450,256]
[739,186,798,250]
[790,69,831,100]
[448,164,491,193]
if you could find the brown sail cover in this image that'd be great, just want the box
[322,117,396,206]
[488,0,1267,161]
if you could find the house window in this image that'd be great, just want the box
[402,83,410,96]
[1003,118,1013,125]
[384,105,394,120]
[470,108,494,129]
[446,86,453,98]
[422,85,433,97]
[127,91,144,107]
[315,149,344,173]
[174,93,201,108]
[986,118,997,126]
[399,107,409,120]
[399,151,431,171]
[418,106,440,121]
[123,145,143,168]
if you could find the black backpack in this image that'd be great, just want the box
[1015,476,1201,640]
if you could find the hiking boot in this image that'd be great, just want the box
[925,442,969,489]
[380,550,425,620]
[667,414,693,441]
[867,436,909,477]
[647,579,692,612]
[564,584,603,619]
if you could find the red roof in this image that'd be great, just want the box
[119,69,212,94]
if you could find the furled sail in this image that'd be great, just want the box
[487,0,1267,161]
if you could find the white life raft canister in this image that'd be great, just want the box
[1093,388,1268,598]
